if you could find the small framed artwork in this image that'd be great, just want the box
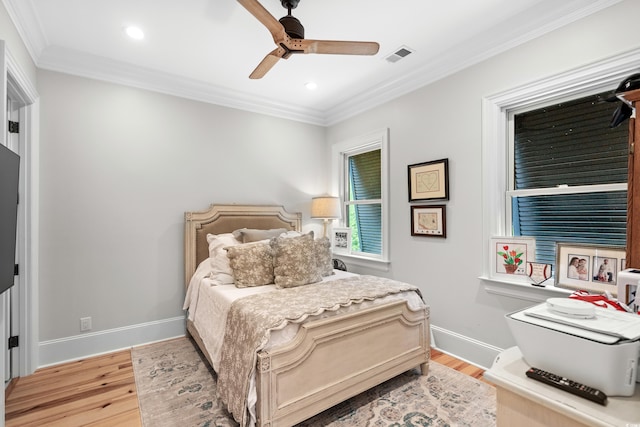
[556,243,626,296]
[489,237,536,281]
[411,205,446,238]
[331,227,351,254]
[408,158,449,202]
[526,262,553,286]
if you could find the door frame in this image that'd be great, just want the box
[3,41,39,379]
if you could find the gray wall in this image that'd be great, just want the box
[37,71,327,341]
[327,0,640,364]
[30,0,640,367]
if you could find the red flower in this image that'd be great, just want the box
[496,244,525,266]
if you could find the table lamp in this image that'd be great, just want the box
[311,196,341,238]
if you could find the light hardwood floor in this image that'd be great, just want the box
[5,350,141,427]
[5,346,487,426]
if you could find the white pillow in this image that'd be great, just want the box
[206,233,241,284]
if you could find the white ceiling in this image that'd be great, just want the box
[3,0,622,125]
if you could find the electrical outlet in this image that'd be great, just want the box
[80,317,92,332]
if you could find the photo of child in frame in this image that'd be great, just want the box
[567,254,590,281]
[592,257,617,283]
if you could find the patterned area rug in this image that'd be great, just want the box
[132,337,496,427]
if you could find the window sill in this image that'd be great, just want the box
[334,253,390,272]
[479,275,572,303]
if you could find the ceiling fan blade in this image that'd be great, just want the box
[249,48,284,79]
[298,39,380,55]
[237,0,287,40]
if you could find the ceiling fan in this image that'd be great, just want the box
[237,0,380,79]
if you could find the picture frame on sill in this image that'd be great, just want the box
[331,227,351,254]
[408,158,449,202]
[489,237,536,282]
[411,205,446,238]
[556,243,626,296]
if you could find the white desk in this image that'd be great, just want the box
[484,347,640,427]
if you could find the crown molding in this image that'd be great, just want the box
[4,0,624,127]
[2,0,47,62]
[325,0,624,125]
[37,45,328,126]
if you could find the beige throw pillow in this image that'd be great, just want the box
[225,241,274,287]
[271,231,322,288]
[232,228,288,243]
[314,237,334,277]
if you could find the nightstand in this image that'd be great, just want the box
[484,347,640,427]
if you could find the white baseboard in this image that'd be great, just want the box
[38,317,500,371]
[38,316,186,368]
[430,324,504,370]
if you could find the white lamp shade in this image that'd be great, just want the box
[311,196,341,219]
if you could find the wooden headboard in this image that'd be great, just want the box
[184,204,302,287]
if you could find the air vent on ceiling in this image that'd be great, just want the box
[385,46,414,63]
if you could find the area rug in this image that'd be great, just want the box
[132,337,496,427]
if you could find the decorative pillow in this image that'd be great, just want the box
[279,230,303,239]
[314,237,334,277]
[225,241,274,287]
[271,231,322,288]
[206,233,241,284]
[233,228,288,243]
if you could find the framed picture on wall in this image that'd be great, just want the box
[411,205,446,238]
[332,227,351,254]
[408,158,449,202]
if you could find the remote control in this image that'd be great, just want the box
[525,367,608,405]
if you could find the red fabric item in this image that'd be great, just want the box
[569,290,637,313]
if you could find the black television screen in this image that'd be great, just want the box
[0,144,19,295]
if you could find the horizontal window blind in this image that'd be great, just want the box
[512,192,627,265]
[349,150,381,199]
[513,91,628,267]
[348,149,382,254]
[515,93,628,188]
[351,204,382,254]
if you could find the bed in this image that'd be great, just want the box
[184,204,430,427]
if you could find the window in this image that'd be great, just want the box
[332,129,389,264]
[481,50,640,285]
[509,91,628,267]
[347,149,382,254]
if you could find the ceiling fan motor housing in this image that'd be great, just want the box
[280,0,300,9]
[279,15,304,39]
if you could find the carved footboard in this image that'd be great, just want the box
[255,300,430,427]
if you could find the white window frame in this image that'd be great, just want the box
[331,128,389,269]
[481,48,640,294]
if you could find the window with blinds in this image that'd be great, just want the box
[347,149,382,255]
[510,91,628,267]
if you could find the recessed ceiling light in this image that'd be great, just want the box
[305,81,317,90]
[125,25,144,40]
